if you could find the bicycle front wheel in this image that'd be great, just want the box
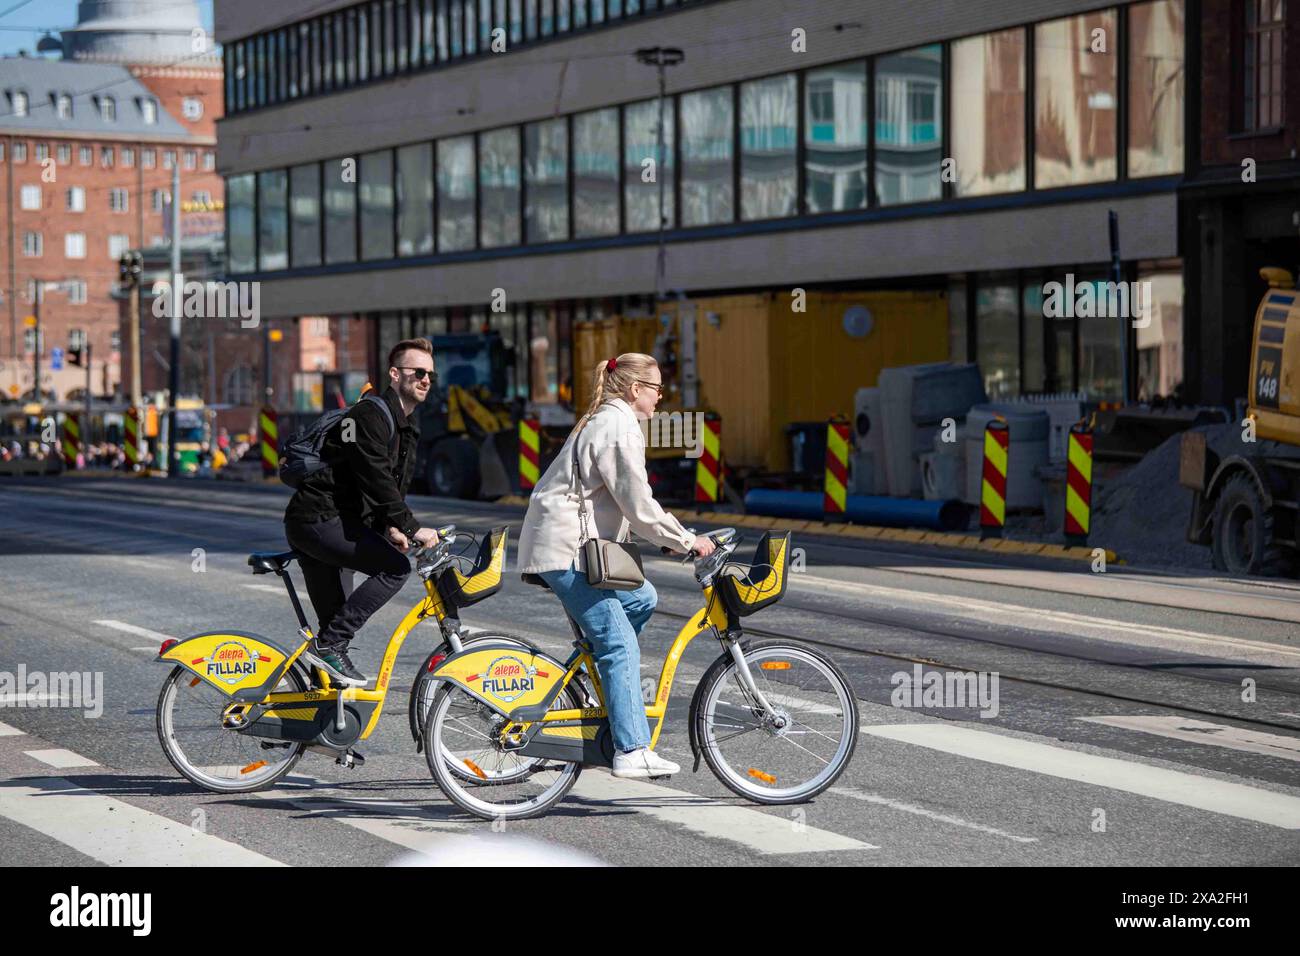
[695,641,857,804]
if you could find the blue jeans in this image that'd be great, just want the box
[539,565,657,753]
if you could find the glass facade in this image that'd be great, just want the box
[324,160,357,264]
[227,174,255,274]
[573,108,620,237]
[875,45,944,205]
[740,75,797,220]
[437,136,476,251]
[479,127,521,248]
[525,118,569,243]
[397,142,435,256]
[680,86,734,226]
[359,149,395,260]
[1128,0,1185,177]
[804,61,867,213]
[290,163,322,268]
[976,279,1020,399]
[624,98,674,232]
[951,29,1026,196]
[1034,10,1119,187]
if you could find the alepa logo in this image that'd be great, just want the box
[478,655,539,703]
[193,640,269,685]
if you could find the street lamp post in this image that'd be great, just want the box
[635,47,684,305]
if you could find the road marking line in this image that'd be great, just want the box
[861,723,1300,829]
[0,721,25,737]
[829,786,1038,843]
[796,574,1300,663]
[0,777,284,866]
[1079,715,1300,764]
[569,769,875,854]
[25,748,100,769]
[93,619,176,642]
[1,693,81,706]
[245,584,282,594]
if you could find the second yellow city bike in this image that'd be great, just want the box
[422,528,858,820]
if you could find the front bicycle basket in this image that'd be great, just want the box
[436,526,509,609]
[716,531,792,618]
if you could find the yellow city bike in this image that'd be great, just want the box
[422,528,859,820]
[154,525,542,793]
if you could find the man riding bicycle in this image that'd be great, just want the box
[284,338,440,686]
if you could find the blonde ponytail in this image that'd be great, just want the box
[575,352,658,435]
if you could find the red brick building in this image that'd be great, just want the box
[0,0,222,404]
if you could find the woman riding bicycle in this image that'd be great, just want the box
[517,353,715,779]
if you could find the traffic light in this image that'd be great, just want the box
[118,250,143,285]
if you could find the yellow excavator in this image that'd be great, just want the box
[1180,268,1300,575]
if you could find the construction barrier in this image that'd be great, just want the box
[979,419,1009,539]
[695,414,722,505]
[823,418,850,519]
[518,417,540,493]
[124,406,142,468]
[260,406,278,478]
[60,413,81,470]
[1064,423,1094,545]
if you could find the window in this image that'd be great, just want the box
[875,44,944,205]
[396,143,435,256]
[359,149,395,260]
[12,142,25,162]
[952,29,1026,196]
[228,174,256,273]
[99,96,115,121]
[204,152,216,170]
[323,161,357,264]
[1135,264,1184,401]
[163,150,176,169]
[525,118,568,242]
[1244,0,1286,130]
[34,143,49,162]
[573,107,619,237]
[804,61,867,212]
[141,98,158,124]
[68,282,87,305]
[258,170,289,271]
[437,135,476,251]
[67,186,85,211]
[22,231,42,256]
[1073,274,1124,399]
[56,93,73,119]
[108,234,130,259]
[1035,10,1118,187]
[122,147,135,167]
[290,162,322,267]
[1129,0,1185,176]
[680,86,734,226]
[192,189,213,205]
[182,96,204,120]
[57,144,71,165]
[479,128,521,248]
[224,365,256,405]
[10,90,27,116]
[624,98,675,232]
[151,188,165,211]
[66,233,86,258]
[184,150,197,170]
[100,146,114,167]
[740,74,797,220]
[20,185,41,210]
[111,329,121,352]
[79,146,92,166]
[976,279,1020,399]
[69,329,86,352]
[109,187,129,212]
[143,148,156,168]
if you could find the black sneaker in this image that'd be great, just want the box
[308,639,368,687]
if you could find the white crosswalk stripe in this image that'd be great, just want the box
[25,748,99,769]
[1080,715,1300,763]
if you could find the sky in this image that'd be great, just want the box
[0,0,215,58]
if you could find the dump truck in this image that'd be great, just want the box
[1180,268,1300,575]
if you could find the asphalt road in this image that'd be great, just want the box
[1,475,1299,866]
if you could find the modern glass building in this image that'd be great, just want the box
[218,0,1190,413]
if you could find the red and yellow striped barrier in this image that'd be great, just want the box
[823,418,850,519]
[1065,424,1093,544]
[518,417,540,493]
[695,414,722,505]
[124,406,142,468]
[60,413,81,469]
[259,406,278,478]
[979,419,1009,539]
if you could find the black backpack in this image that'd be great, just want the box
[278,393,396,489]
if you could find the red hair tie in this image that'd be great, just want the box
[606,358,618,373]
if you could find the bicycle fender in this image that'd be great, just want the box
[158,630,295,703]
[429,643,568,719]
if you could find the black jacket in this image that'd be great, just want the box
[284,386,421,537]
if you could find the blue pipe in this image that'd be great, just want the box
[743,489,969,532]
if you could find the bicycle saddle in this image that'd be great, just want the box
[248,550,299,574]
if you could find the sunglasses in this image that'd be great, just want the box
[397,367,435,381]
[635,379,665,396]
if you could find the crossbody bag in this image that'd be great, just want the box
[572,423,645,590]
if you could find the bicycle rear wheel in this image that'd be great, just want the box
[156,665,306,793]
[424,682,582,821]
[694,641,857,804]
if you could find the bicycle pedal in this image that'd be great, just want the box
[335,750,365,769]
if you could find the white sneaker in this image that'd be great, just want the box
[612,747,680,779]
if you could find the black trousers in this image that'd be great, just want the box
[284,516,411,647]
